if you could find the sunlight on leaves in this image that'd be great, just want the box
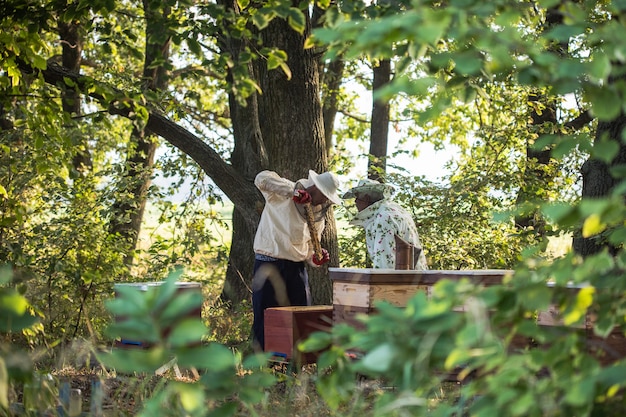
[564,286,595,326]
[582,213,606,238]
[178,383,205,414]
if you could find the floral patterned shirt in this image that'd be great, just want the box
[349,199,428,270]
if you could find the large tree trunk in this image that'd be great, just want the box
[514,90,558,235]
[218,0,267,304]
[255,2,335,304]
[58,20,92,175]
[109,0,171,265]
[368,58,391,181]
[573,113,626,256]
[321,58,345,157]
[314,3,344,158]
[515,6,565,234]
[23,5,335,303]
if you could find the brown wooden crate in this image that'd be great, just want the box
[264,306,333,365]
[333,304,371,330]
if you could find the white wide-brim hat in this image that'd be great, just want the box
[342,178,395,199]
[309,170,341,205]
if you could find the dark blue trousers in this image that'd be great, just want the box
[251,258,311,351]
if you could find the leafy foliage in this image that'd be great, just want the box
[0,266,38,410]
[311,0,626,415]
[3,0,626,415]
[100,270,276,417]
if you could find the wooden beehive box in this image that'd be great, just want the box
[534,284,626,365]
[113,281,203,348]
[329,268,510,329]
[264,305,333,365]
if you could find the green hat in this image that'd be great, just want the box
[342,178,394,199]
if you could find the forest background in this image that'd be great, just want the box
[3,0,626,416]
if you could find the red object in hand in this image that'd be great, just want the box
[293,189,312,204]
[312,248,330,266]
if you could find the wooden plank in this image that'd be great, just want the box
[588,327,626,366]
[536,304,585,329]
[370,284,430,306]
[333,282,370,307]
[329,268,512,286]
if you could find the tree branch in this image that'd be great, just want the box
[564,109,593,130]
[19,60,261,228]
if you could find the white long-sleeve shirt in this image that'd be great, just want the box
[253,171,326,262]
[350,199,428,270]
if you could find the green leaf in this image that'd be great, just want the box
[299,330,332,352]
[177,344,237,371]
[591,139,619,163]
[166,318,207,348]
[545,24,585,42]
[63,76,75,87]
[187,38,202,56]
[359,343,395,373]
[99,347,170,373]
[153,276,179,312]
[266,49,288,71]
[0,291,28,316]
[563,286,594,326]
[552,137,581,159]
[287,8,305,34]
[178,383,205,413]
[316,348,344,370]
[413,11,450,44]
[588,87,621,121]
[609,164,626,179]
[109,284,148,314]
[537,0,562,7]
[251,11,271,30]
[0,310,39,332]
[0,358,8,409]
[582,213,606,238]
[608,226,626,246]
[520,284,552,311]
[531,134,559,153]
[588,52,611,81]
[105,317,160,344]
[159,289,203,324]
[564,377,595,406]
[454,50,482,76]
[594,314,616,338]
[207,402,238,417]
[542,202,576,224]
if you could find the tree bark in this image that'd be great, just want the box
[217,0,267,304]
[58,20,92,174]
[573,113,626,256]
[514,5,565,233]
[255,2,335,304]
[109,0,171,265]
[321,58,345,157]
[368,58,391,181]
[21,4,336,304]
